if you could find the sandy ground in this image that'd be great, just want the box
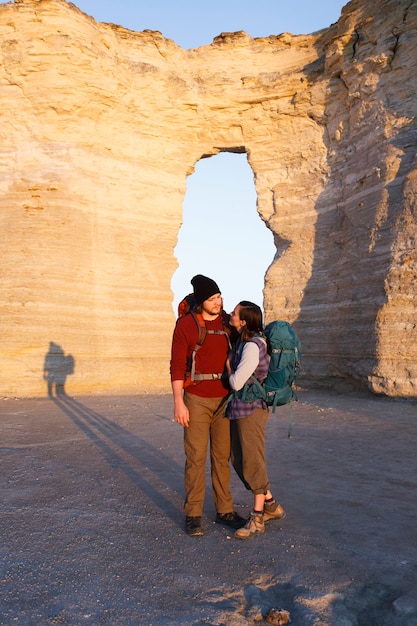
[1,389,417,626]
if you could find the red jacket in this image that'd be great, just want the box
[170,313,230,398]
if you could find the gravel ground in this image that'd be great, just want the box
[1,389,417,625]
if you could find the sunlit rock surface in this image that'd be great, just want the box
[1,0,416,397]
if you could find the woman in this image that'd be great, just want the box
[227,301,286,539]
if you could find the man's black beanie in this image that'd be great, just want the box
[191,274,221,305]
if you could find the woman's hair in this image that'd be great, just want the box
[238,301,264,342]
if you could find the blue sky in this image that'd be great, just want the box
[2,0,347,313]
[59,1,346,49]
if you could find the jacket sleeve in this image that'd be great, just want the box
[229,341,260,391]
[170,316,197,382]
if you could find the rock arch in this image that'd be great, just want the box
[1,0,416,397]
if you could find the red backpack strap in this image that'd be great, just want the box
[191,311,207,346]
[187,312,207,383]
[182,312,205,387]
[184,311,229,387]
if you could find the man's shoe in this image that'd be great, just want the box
[185,516,204,536]
[234,512,265,539]
[263,500,286,522]
[215,511,246,530]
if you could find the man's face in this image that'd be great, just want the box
[201,293,222,317]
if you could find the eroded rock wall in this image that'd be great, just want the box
[1,0,416,397]
[295,0,417,396]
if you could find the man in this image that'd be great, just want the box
[170,274,244,536]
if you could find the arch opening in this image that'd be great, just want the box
[171,151,275,315]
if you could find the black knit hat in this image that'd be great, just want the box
[191,274,221,305]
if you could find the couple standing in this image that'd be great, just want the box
[170,274,286,538]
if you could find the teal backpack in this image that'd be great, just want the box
[236,320,301,435]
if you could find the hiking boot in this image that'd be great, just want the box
[215,511,246,530]
[263,500,286,523]
[234,512,265,539]
[185,516,204,537]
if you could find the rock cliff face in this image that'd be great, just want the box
[1,0,416,397]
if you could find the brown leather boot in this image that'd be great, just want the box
[263,500,286,522]
[234,512,265,539]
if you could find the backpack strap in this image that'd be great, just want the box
[185,311,231,386]
[191,311,207,347]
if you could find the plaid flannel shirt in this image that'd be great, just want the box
[227,337,269,420]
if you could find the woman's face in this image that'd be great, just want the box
[230,304,246,333]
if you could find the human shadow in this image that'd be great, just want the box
[51,394,185,529]
[43,342,75,397]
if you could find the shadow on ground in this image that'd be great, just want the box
[1,390,417,625]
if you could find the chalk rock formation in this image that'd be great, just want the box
[1,0,416,397]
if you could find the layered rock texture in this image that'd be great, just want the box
[1,0,416,397]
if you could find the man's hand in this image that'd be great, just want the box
[172,380,190,427]
[174,399,190,427]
